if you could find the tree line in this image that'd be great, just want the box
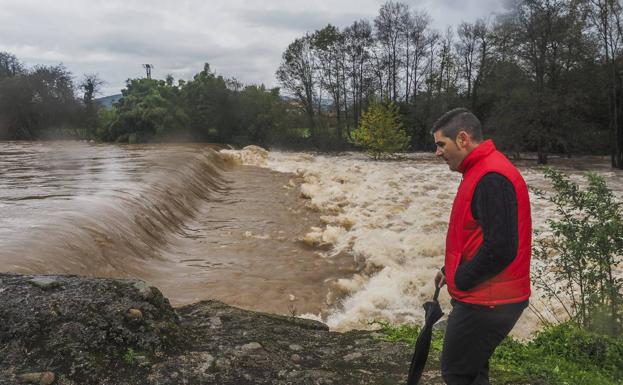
[0,52,83,140]
[0,55,308,147]
[277,0,623,167]
[1,0,623,168]
[96,63,323,147]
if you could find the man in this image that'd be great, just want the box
[431,108,531,385]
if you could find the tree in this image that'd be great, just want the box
[80,73,105,138]
[104,77,188,142]
[374,1,410,102]
[182,63,234,142]
[312,24,347,141]
[0,64,81,139]
[587,0,623,169]
[276,35,318,137]
[479,60,534,156]
[0,52,24,80]
[404,10,432,104]
[0,75,37,139]
[437,27,460,98]
[471,19,493,111]
[456,22,478,100]
[344,20,374,132]
[351,99,410,159]
[236,85,284,146]
[506,0,590,163]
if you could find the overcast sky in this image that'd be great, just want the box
[0,0,506,96]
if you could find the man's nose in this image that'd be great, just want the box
[435,147,443,157]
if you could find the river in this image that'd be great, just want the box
[1,141,621,339]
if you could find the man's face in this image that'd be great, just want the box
[433,130,467,172]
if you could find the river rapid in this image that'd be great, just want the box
[1,141,621,339]
[222,146,623,339]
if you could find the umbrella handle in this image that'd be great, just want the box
[433,285,441,302]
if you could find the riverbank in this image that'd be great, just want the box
[2,273,621,385]
[0,273,425,385]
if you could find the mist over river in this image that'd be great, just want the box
[1,142,622,339]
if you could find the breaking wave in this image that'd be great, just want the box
[0,143,227,279]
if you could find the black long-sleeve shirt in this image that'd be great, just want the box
[453,172,519,291]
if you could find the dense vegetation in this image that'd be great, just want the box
[277,0,623,167]
[0,54,83,140]
[1,0,623,167]
[0,57,302,147]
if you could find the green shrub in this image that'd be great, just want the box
[350,100,410,159]
[532,168,623,334]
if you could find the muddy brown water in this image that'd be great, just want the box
[0,142,355,316]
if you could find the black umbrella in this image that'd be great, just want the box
[406,285,444,385]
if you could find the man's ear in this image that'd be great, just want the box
[456,131,469,148]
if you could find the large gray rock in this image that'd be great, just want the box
[0,273,442,385]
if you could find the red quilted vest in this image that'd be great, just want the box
[445,140,532,305]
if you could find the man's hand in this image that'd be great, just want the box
[435,270,446,288]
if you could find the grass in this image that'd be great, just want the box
[375,321,623,385]
[123,348,138,365]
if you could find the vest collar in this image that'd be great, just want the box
[457,139,496,174]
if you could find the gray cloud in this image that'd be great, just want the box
[237,8,369,33]
[0,0,506,96]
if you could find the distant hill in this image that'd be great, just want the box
[95,94,122,109]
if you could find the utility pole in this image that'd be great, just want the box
[142,64,154,79]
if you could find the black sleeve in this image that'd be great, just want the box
[454,172,518,291]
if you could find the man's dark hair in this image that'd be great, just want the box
[430,108,483,142]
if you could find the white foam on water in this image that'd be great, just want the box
[259,151,461,329]
[219,145,269,167]
[224,147,623,339]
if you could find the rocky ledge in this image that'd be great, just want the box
[0,273,443,385]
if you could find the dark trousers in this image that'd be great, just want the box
[441,299,528,385]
